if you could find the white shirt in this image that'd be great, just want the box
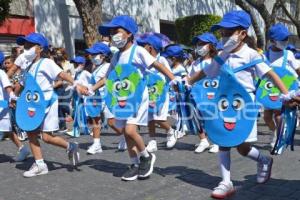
[172,64,187,78]
[108,45,156,77]
[268,49,300,77]
[74,70,91,86]
[0,69,11,118]
[204,44,271,92]
[189,58,212,77]
[149,55,172,82]
[92,62,110,94]
[28,58,63,100]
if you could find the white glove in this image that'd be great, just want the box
[280,90,296,101]
[169,76,182,87]
[87,84,95,96]
[9,91,17,102]
[183,76,191,90]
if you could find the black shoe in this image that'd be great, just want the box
[121,164,139,181]
[138,152,156,179]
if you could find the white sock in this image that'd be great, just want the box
[93,138,100,145]
[167,128,174,135]
[200,138,208,143]
[35,159,45,166]
[218,150,231,183]
[247,147,260,162]
[140,149,150,158]
[130,157,139,167]
[18,145,24,151]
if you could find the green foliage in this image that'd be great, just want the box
[175,14,222,46]
[0,0,11,25]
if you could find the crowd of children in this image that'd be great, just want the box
[1,10,300,199]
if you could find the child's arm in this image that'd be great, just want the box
[152,61,175,81]
[58,71,88,95]
[187,70,206,85]
[265,70,288,94]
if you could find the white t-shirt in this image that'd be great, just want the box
[267,49,300,77]
[149,55,172,82]
[189,58,212,77]
[74,70,91,86]
[0,69,11,118]
[108,45,156,77]
[92,62,110,94]
[27,58,63,100]
[204,44,271,92]
[172,64,187,78]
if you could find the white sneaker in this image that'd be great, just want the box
[118,135,127,151]
[177,131,186,139]
[15,146,30,162]
[209,144,219,153]
[166,129,177,149]
[23,163,48,178]
[87,143,103,155]
[146,140,158,153]
[211,181,235,199]
[257,155,273,184]
[195,139,210,153]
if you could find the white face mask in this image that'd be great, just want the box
[111,32,128,49]
[75,64,84,73]
[274,40,288,50]
[23,46,37,62]
[102,41,110,46]
[92,54,103,66]
[222,34,240,53]
[195,44,210,57]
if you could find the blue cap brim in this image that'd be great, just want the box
[85,48,98,55]
[160,52,169,57]
[16,36,27,45]
[98,23,119,36]
[210,21,240,32]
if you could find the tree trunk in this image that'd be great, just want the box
[235,0,265,49]
[279,0,300,39]
[73,0,103,47]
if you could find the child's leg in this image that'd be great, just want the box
[87,117,102,154]
[8,131,30,162]
[218,147,231,183]
[263,110,275,131]
[237,142,273,184]
[8,132,22,148]
[41,132,68,149]
[27,132,43,160]
[107,118,122,135]
[125,124,146,153]
[148,120,156,138]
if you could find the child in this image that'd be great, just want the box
[99,15,175,181]
[15,33,87,177]
[84,42,126,154]
[187,11,289,199]
[0,51,30,161]
[162,44,187,139]
[189,32,219,153]
[263,23,300,148]
[70,56,91,137]
[137,34,178,151]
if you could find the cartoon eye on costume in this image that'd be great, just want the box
[25,92,31,102]
[218,98,229,111]
[122,79,131,90]
[203,80,210,88]
[264,81,274,90]
[32,92,40,102]
[211,80,219,88]
[149,86,157,94]
[232,97,245,110]
[113,81,122,91]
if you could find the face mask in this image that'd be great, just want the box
[111,33,128,49]
[274,40,288,50]
[23,46,37,62]
[75,64,84,73]
[195,44,210,57]
[92,55,103,66]
[102,41,110,46]
[222,34,240,53]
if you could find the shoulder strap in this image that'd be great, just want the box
[214,56,224,66]
[0,100,8,108]
[33,58,45,79]
[128,45,137,65]
[282,49,288,69]
[233,59,264,73]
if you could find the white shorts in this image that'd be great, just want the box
[103,105,114,119]
[41,100,59,132]
[148,93,169,121]
[115,88,149,129]
[0,118,12,132]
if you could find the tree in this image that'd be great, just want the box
[73,0,103,47]
[0,0,12,25]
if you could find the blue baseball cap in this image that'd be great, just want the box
[211,10,251,32]
[0,51,4,66]
[99,15,138,36]
[295,52,300,59]
[16,33,49,50]
[216,41,224,50]
[70,56,86,64]
[85,42,111,56]
[137,35,162,52]
[268,23,290,41]
[192,32,218,47]
[161,44,184,58]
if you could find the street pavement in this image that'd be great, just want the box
[0,120,300,200]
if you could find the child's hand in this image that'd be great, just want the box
[169,77,182,87]
[77,84,89,96]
